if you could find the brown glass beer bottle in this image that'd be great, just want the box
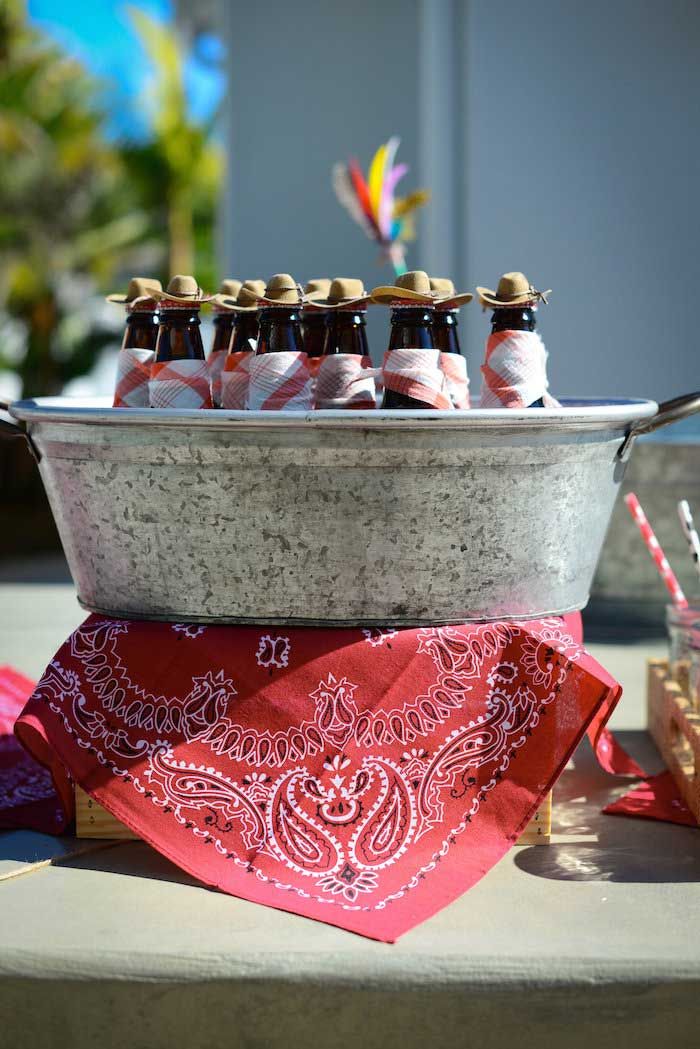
[370,271,437,408]
[210,278,242,356]
[154,275,208,362]
[108,277,162,350]
[227,280,265,355]
[255,274,305,354]
[320,278,370,357]
[476,272,551,408]
[429,277,472,355]
[302,278,331,360]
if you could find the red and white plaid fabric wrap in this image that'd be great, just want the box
[439,352,470,409]
[314,354,377,409]
[149,359,213,409]
[220,350,255,410]
[247,351,313,411]
[207,349,229,408]
[113,347,154,408]
[480,330,560,408]
[382,348,452,409]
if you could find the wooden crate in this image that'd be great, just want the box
[75,788,137,840]
[75,785,552,845]
[647,659,700,822]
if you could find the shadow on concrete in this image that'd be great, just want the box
[0,553,71,583]
[515,732,700,884]
[60,839,206,890]
[582,604,666,643]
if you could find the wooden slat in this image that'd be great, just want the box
[74,787,137,840]
[75,786,552,845]
[647,659,700,823]
[517,791,552,845]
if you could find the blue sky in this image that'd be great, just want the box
[28,0,225,138]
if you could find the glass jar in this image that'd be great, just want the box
[666,604,700,693]
[689,628,700,713]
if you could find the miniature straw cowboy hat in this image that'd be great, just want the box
[304,278,331,299]
[153,274,212,306]
[370,270,437,305]
[217,279,267,312]
[429,277,473,309]
[247,273,305,307]
[106,277,162,304]
[476,272,551,308]
[210,277,242,308]
[305,277,371,310]
[211,277,261,310]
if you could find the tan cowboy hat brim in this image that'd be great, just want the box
[370,285,437,305]
[304,293,372,310]
[434,292,473,308]
[476,286,552,308]
[213,295,261,313]
[106,286,161,304]
[210,294,261,311]
[152,290,213,306]
[253,295,306,307]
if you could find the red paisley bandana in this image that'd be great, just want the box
[0,666,67,834]
[13,613,622,940]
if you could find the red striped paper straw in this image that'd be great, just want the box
[624,492,688,607]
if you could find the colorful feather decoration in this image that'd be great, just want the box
[332,137,429,276]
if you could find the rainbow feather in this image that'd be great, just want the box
[367,141,388,222]
[331,138,429,275]
[332,164,375,240]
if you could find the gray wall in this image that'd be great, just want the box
[221,0,700,401]
[219,0,421,352]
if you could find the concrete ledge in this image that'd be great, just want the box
[1,976,699,1049]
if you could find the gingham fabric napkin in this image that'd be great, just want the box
[480,330,560,408]
[113,348,154,408]
[439,352,470,409]
[314,355,377,409]
[247,351,313,410]
[149,359,213,410]
[382,349,452,409]
[207,349,229,408]
[220,351,255,410]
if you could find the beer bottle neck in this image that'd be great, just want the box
[323,309,369,356]
[432,309,462,354]
[302,309,329,358]
[229,312,260,355]
[388,306,435,350]
[154,309,205,362]
[490,306,537,333]
[123,309,159,352]
[256,307,304,354]
[211,310,236,354]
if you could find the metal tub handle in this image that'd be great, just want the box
[0,399,41,462]
[618,390,700,459]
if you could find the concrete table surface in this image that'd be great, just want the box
[1,583,698,1049]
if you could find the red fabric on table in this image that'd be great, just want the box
[13,614,622,941]
[586,703,647,778]
[603,771,697,827]
[0,666,69,834]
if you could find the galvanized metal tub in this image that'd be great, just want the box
[2,394,698,625]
